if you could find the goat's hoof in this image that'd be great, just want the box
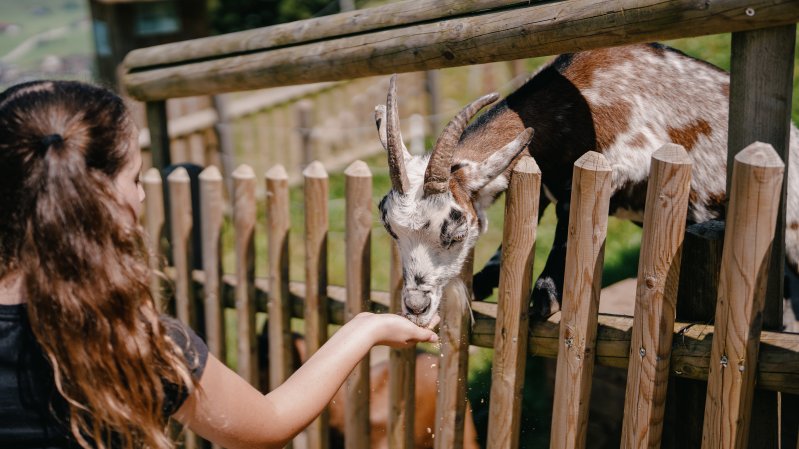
[530,277,562,320]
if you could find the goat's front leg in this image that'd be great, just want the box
[530,200,570,319]
[472,190,551,300]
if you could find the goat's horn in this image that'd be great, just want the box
[386,75,410,194]
[423,93,500,196]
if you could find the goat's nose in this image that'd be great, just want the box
[404,291,431,315]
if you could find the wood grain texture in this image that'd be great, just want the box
[199,166,226,362]
[388,241,416,449]
[549,151,612,449]
[123,0,799,100]
[486,156,541,449]
[701,143,785,449]
[142,168,165,310]
[233,164,258,385]
[266,165,293,393]
[303,161,330,449]
[167,168,195,326]
[344,160,372,449]
[620,144,692,449]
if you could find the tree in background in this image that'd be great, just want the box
[211,0,349,34]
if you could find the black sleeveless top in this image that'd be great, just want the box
[0,304,209,448]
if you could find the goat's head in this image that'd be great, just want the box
[376,75,533,326]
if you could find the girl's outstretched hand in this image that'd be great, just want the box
[351,312,439,348]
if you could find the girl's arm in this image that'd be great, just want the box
[173,312,438,449]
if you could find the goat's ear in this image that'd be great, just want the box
[375,104,412,160]
[465,128,534,193]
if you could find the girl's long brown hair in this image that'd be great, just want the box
[0,81,194,449]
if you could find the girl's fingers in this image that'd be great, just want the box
[426,314,441,330]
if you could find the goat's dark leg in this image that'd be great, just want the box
[530,200,570,318]
[473,191,551,300]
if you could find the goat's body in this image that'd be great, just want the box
[463,44,797,230]
[457,44,799,280]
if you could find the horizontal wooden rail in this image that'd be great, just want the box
[123,0,799,100]
[137,82,338,149]
[178,270,799,394]
[123,0,534,70]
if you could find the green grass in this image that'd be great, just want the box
[0,0,92,92]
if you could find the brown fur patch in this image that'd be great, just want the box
[668,119,713,151]
[449,171,477,220]
[626,132,649,149]
[705,191,727,218]
[562,47,637,91]
[591,101,632,151]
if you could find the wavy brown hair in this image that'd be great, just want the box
[0,80,194,449]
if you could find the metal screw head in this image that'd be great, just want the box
[639,347,646,357]
[745,7,755,16]
[565,337,574,348]
[720,355,729,367]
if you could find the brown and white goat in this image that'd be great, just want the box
[376,43,799,326]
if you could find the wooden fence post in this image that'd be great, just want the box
[167,167,195,327]
[211,94,236,196]
[266,165,293,393]
[549,151,612,449]
[142,168,165,310]
[166,167,199,449]
[425,71,442,136]
[199,166,226,364]
[702,142,784,449]
[486,156,541,449]
[146,101,171,170]
[620,144,692,449]
[728,27,797,448]
[233,164,258,385]
[304,161,330,449]
[199,165,225,449]
[435,250,474,449]
[389,241,416,449]
[345,160,372,449]
[298,100,314,170]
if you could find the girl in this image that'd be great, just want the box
[0,80,438,449]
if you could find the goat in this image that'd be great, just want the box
[257,323,480,449]
[375,43,799,326]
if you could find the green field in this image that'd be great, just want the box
[0,0,92,85]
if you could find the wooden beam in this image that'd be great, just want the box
[123,0,799,100]
[123,1,538,70]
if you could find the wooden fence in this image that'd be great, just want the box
[125,0,799,448]
[142,144,799,449]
